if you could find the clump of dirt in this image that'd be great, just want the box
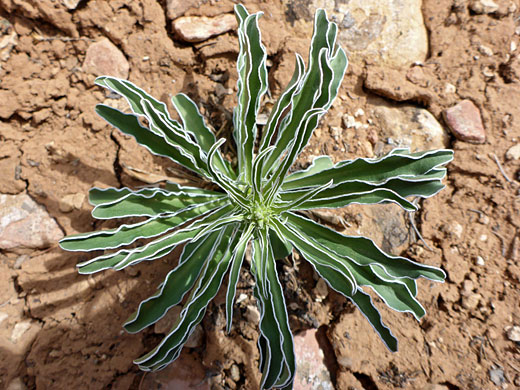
[0,0,519,389]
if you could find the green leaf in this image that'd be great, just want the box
[282,149,454,190]
[135,225,239,371]
[60,198,228,252]
[284,155,333,183]
[286,212,445,282]
[234,4,268,183]
[350,289,398,352]
[251,229,295,389]
[95,104,200,173]
[225,223,254,333]
[270,218,356,296]
[76,205,234,274]
[124,228,226,333]
[171,93,235,178]
[91,191,226,219]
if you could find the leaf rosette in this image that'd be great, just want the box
[60,5,453,389]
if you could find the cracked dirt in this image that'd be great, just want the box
[0,0,520,389]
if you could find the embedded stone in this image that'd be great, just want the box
[172,14,237,43]
[83,38,129,79]
[0,194,63,250]
[443,100,486,144]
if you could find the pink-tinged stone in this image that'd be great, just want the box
[293,329,333,390]
[0,194,63,250]
[83,38,129,79]
[172,14,237,43]
[443,100,486,144]
[166,0,206,21]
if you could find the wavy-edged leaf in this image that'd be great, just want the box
[286,212,445,282]
[135,225,239,371]
[171,93,235,178]
[350,288,398,352]
[262,10,347,176]
[60,198,228,252]
[225,223,254,333]
[270,218,356,296]
[124,228,225,333]
[76,205,234,274]
[88,184,223,208]
[234,4,268,183]
[251,229,295,389]
[91,191,226,219]
[287,219,426,320]
[95,104,199,172]
[281,187,417,212]
[282,149,454,190]
[284,155,333,183]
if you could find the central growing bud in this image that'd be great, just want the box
[249,201,273,228]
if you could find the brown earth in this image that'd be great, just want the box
[0,0,519,389]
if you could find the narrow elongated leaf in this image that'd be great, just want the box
[270,218,356,296]
[286,212,445,282]
[77,205,234,273]
[251,229,295,389]
[124,229,225,333]
[95,104,199,172]
[92,191,225,219]
[171,93,235,178]
[88,184,223,208]
[234,4,268,183]
[282,149,454,190]
[135,225,239,370]
[60,198,228,252]
[350,289,398,351]
[225,223,254,333]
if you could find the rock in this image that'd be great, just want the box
[83,38,129,79]
[371,103,450,153]
[244,304,260,323]
[489,367,506,386]
[506,144,520,160]
[184,324,204,348]
[0,90,17,118]
[462,293,481,310]
[0,194,64,250]
[229,364,240,382]
[315,0,428,69]
[154,306,182,334]
[10,321,32,343]
[293,329,333,390]
[13,254,29,269]
[172,14,237,43]
[344,203,409,256]
[312,278,329,302]
[443,100,486,144]
[59,193,85,213]
[506,325,520,342]
[6,377,27,390]
[0,18,17,61]
[62,0,82,9]
[469,0,499,14]
[166,0,206,21]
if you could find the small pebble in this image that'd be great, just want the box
[230,364,241,382]
[506,325,520,342]
[476,256,485,266]
[506,144,520,160]
[245,305,260,323]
